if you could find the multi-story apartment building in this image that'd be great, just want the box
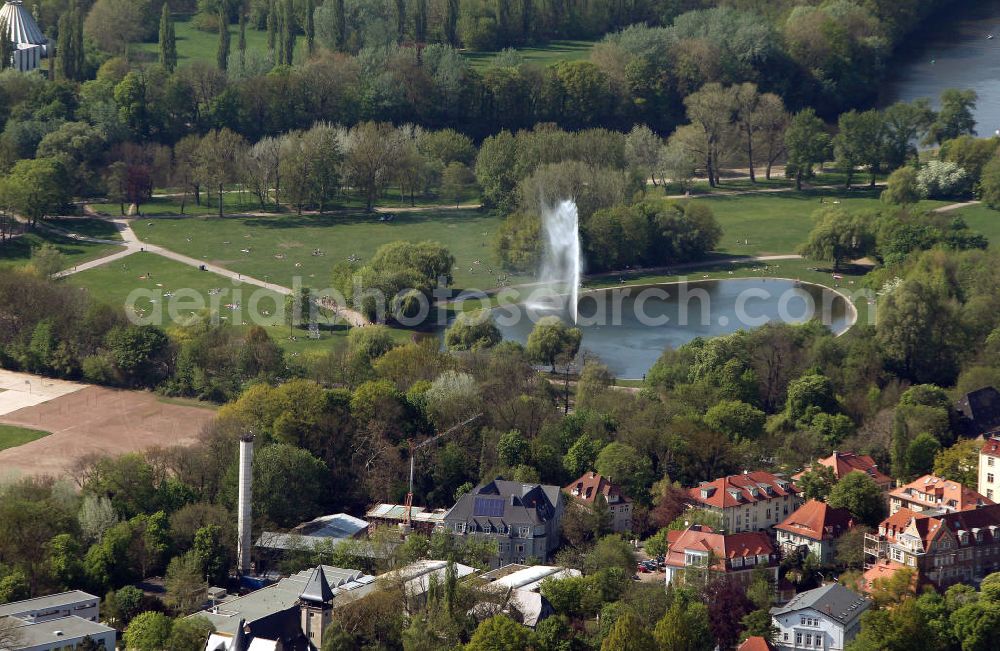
[794,451,893,492]
[770,583,870,651]
[0,591,114,651]
[564,471,632,532]
[442,479,565,568]
[664,524,779,588]
[687,471,801,533]
[888,474,992,515]
[978,436,1000,500]
[863,503,1000,591]
[775,500,855,565]
[0,591,101,624]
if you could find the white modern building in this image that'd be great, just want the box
[0,1,48,72]
[770,583,870,651]
[0,590,113,651]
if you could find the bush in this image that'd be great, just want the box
[916,160,969,199]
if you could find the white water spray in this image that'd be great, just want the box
[533,199,582,323]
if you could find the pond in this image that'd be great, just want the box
[491,279,855,379]
[881,0,1000,135]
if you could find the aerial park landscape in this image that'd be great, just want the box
[5,1,1000,651]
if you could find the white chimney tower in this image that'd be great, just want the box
[237,434,254,576]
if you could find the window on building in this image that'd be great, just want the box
[989,457,995,467]
[805,634,812,646]
[989,490,994,499]
[796,633,802,646]
[990,473,996,483]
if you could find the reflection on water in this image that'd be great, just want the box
[492,279,852,379]
[881,0,1000,135]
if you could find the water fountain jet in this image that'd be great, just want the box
[529,199,582,323]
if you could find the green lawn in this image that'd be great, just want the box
[47,218,123,242]
[0,424,51,452]
[463,39,596,71]
[947,203,1000,245]
[673,188,950,257]
[0,230,120,272]
[63,251,381,355]
[133,14,308,67]
[127,210,511,291]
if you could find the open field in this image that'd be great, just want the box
[0,424,51,452]
[0,382,215,478]
[47,217,124,241]
[0,229,120,272]
[947,203,1000,245]
[133,14,308,67]
[676,188,950,257]
[462,39,596,70]
[126,210,511,291]
[63,251,387,355]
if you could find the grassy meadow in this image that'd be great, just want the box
[0,424,51,452]
[462,39,596,70]
[0,229,120,272]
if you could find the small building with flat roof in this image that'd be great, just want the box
[4,615,115,651]
[365,503,449,533]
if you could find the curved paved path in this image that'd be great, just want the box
[50,216,372,327]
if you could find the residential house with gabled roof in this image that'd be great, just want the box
[738,636,776,651]
[687,471,801,533]
[793,451,893,492]
[888,474,992,515]
[770,583,870,651]
[564,471,632,532]
[978,436,1000,501]
[442,478,565,568]
[956,386,1000,436]
[775,500,855,564]
[863,503,1000,591]
[663,524,779,588]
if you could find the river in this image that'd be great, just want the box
[881,0,1000,136]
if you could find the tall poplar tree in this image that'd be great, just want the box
[56,12,75,80]
[238,6,247,67]
[159,3,177,72]
[415,0,427,43]
[0,18,11,71]
[217,9,230,71]
[445,0,459,46]
[332,0,346,52]
[305,0,315,55]
[394,0,405,43]
[282,0,295,65]
[72,1,84,77]
[267,0,277,53]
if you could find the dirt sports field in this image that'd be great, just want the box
[0,370,215,479]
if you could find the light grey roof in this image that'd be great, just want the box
[0,590,98,618]
[0,1,46,47]
[191,566,375,636]
[292,513,368,538]
[299,566,334,604]
[9,615,115,646]
[770,583,870,626]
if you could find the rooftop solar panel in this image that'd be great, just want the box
[473,496,505,518]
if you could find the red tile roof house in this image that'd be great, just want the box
[738,636,776,651]
[793,451,893,492]
[775,500,855,565]
[563,472,633,533]
[663,524,779,589]
[863,503,1000,592]
[888,474,993,515]
[687,471,802,533]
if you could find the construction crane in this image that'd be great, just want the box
[403,413,482,530]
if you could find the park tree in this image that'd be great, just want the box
[753,92,789,180]
[0,157,70,227]
[466,615,530,651]
[445,310,502,351]
[785,108,830,190]
[595,442,652,502]
[238,444,328,527]
[926,89,978,145]
[601,612,655,651]
[883,100,935,168]
[198,128,248,217]
[124,611,173,651]
[882,166,922,206]
[217,9,231,71]
[192,524,230,585]
[238,7,247,66]
[440,162,475,207]
[905,432,941,479]
[165,552,208,615]
[342,122,404,211]
[704,400,765,441]
[834,109,886,188]
[625,125,663,186]
[785,373,838,423]
[104,325,172,388]
[876,278,964,385]
[653,599,713,651]
[933,439,982,486]
[731,83,768,182]
[799,208,874,271]
[659,134,698,190]
[683,83,736,186]
[526,316,582,371]
[85,0,152,55]
[168,617,215,651]
[476,130,519,213]
[159,3,177,72]
[827,471,886,527]
[797,463,837,501]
